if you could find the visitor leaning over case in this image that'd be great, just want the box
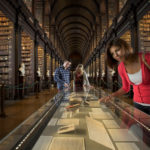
[99,38,150,115]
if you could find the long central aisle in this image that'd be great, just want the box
[32,89,150,150]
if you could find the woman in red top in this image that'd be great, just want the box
[99,38,150,115]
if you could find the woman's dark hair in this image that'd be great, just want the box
[106,38,131,69]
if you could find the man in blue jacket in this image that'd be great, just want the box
[54,60,71,91]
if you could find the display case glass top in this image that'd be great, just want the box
[33,88,150,150]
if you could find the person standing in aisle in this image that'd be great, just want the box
[54,60,71,91]
[99,38,150,115]
[73,64,91,91]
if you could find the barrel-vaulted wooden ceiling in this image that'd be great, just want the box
[47,0,104,64]
[31,0,107,66]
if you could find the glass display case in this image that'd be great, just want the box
[32,88,150,150]
[1,88,150,150]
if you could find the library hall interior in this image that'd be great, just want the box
[0,0,150,150]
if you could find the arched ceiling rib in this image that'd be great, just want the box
[58,15,93,29]
[66,42,85,49]
[61,27,90,39]
[59,22,91,35]
[60,23,90,37]
[49,0,100,64]
[63,32,88,42]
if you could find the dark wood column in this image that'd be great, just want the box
[32,0,35,16]
[104,0,109,88]
[43,43,47,89]
[94,57,97,85]
[14,12,21,99]
[33,21,38,92]
[89,61,92,82]
[98,52,101,86]
[130,4,139,52]
[92,58,94,83]
[104,45,108,88]
[50,51,53,84]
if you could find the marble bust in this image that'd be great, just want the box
[37,67,41,77]
[19,63,25,76]
[47,70,50,77]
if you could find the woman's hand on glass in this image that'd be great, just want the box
[99,95,112,103]
[64,83,69,87]
[90,85,94,89]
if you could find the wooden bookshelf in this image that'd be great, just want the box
[118,31,131,88]
[0,10,14,85]
[52,57,55,74]
[119,0,127,12]
[96,57,99,78]
[108,0,116,27]
[38,46,44,78]
[23,0,32,12]
[101,53,105,76]
[93,59,96,79]
[46,53,50,77]
[21,32,34,85]
[120,30,131,45]
[139,11,150,52]
[35,1,43,28]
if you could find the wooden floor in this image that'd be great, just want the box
[0,88,58,140]
[0,86,133,141]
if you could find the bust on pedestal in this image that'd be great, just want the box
[101,72,105,88]
[19,63,25,99]
[46,70,50,88]
[36,67,41,92]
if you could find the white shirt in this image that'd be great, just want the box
[128,69,150,106]
[127,69,142,85]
